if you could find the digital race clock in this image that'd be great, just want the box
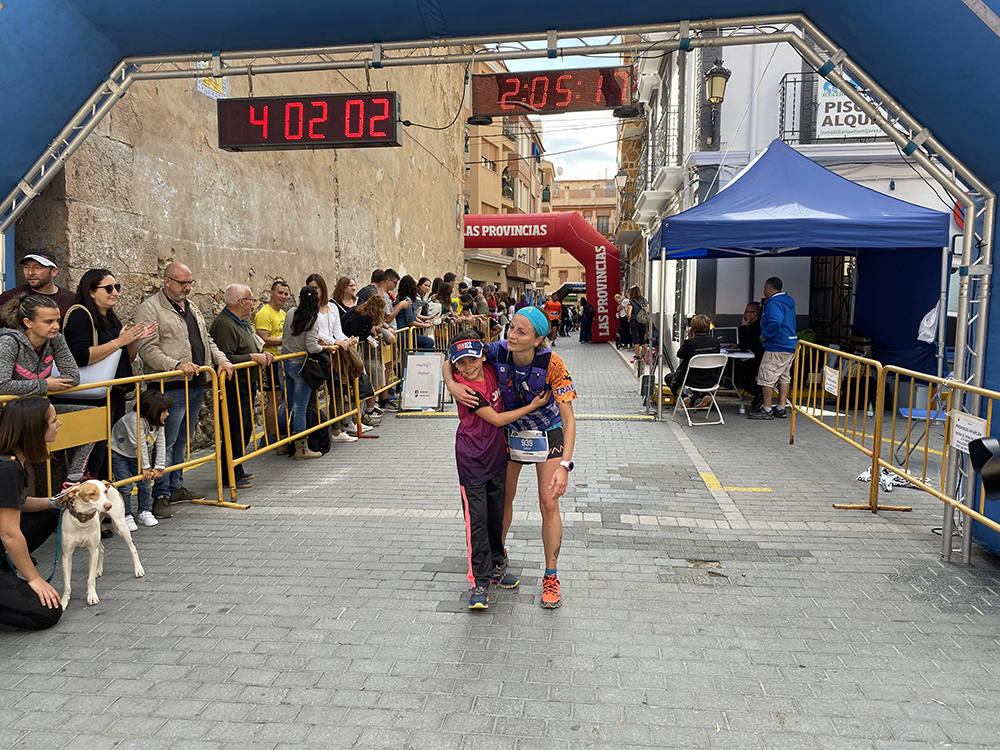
[471,67,633,117]
[217,92,403,151]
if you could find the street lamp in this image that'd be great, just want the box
[614,168,636,199]
[704,60,731,105]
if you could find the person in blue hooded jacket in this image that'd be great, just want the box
[748,277,797,420]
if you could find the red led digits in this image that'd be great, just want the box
[249,105,268,139]
[529,76,549,109]
[308,101,328,139]
[344,99,364,138]
[499,78,520,111]
[369,98,390,137]
[613,71,630,103]
[555,75,572,107]
[285,102,304,140]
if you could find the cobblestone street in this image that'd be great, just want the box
[3,336,1000,749]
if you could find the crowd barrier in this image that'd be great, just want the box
[4,319,501,508]
[789,341,1000,554]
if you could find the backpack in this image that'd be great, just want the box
[635,302,650,325]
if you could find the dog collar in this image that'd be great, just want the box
[66,504,97,523]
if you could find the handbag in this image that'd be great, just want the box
[52,305,124,400]
[298,350,331,391]
[343,345,365,377]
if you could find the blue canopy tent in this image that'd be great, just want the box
[648,139,951,372]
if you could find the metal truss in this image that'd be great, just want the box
[0,17,994,563]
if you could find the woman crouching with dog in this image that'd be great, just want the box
[445,306,577,609]
[0,397,64,629]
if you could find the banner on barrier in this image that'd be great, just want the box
[824,366,840,396]
[950,411,987,455]
[402,352,444,410]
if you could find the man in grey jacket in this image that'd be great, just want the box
[136,263,234,517]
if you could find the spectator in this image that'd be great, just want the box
[254,280,291,446]
[63,268,157,479]
[135,262,234,518]
[210,284,274,488]
[579,296,595,343]
[736,302,765,411]
[749,277,797,420]
[395,275,435,351]
[356,269,384,305]
[514,293,529,311]
[627,285,648,362]
[458,294,475,321]
[473,287,490,317]
[280,286,326,460]
[341,294,389,426]
[0,252,76,324]
[305,273,358,444]
[542,295,562,347]
[484,284,498,316]
[0,397,63,629]
[615,293,632,349]
[372,268,408,329]
[670,314,722,407]
[416,277,433,317]
[110,390,171,531]
[0,295,94,485]
[331,276,376,436]
[426,281,454,347]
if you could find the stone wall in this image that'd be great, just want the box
[13,63,468,319]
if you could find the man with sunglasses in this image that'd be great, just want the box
[136,262,234,517]
[0,252,76,323]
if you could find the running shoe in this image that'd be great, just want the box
[747,408,774,420]
[468,586,489,610]
[137,511,159,527]
[332,431,359,443]
[124,514,138,532]
[772,406,787,419]
[540,574,562,609]
[490,564,520,589]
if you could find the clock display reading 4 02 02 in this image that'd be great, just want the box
[471,67,634,117]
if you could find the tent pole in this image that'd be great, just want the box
[657,256,668,421]
[937,245,949,380]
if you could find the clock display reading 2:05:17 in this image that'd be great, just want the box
[471,67,633,117]
[217,92,403,151]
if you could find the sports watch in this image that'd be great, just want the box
[559,460,574,472]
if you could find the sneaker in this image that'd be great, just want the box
[332,431,358,443]
[235,477,253,489]
[747,408,774,420]
[540,574,562,609]
[468,586,489,610]
[124,515,138,532]
[169,487,205,503]
[379,398,399,412]
[152,496,173,519]
[137,511,159,527]
[490,564,520,589]
[369,404,385,416]
[346,421,375,435]
[772,406,787,419]
[362,410,382,427]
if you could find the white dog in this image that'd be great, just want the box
[60,480,145,608]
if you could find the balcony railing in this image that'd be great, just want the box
[635,106,680,197]
[780,72,889,145]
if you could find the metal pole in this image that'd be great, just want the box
[656,256,668,420]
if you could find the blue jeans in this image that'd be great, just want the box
[111,453,152,516]
[283,360,312,434]
[152,384,205,498]
[415,333,435,351]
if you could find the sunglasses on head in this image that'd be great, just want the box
[96,283,122,293]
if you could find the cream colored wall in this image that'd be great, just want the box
[14,64,467,317]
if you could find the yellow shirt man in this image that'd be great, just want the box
[254,304,286,356]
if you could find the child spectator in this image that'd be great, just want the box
[670,314,722,408]
[448,330,548,610]
[110,390,171,531]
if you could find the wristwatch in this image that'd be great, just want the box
[559,460,574,472]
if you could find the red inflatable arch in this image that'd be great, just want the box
[464,212,621,343]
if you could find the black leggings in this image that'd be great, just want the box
[0,508,62,630]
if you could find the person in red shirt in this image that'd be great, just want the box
[542,296,563,347]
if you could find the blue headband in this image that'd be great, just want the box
[516,307,550,338]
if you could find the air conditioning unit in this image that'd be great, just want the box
[637,72,660,105]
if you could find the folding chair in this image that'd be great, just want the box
[672,353,728,426]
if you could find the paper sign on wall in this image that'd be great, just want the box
[824,366,840,396]
[950,411,987,455]
[402,352,443,410]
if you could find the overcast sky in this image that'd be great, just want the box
[505,49,620,181]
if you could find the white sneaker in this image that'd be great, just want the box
[124,515,139,532]
[137,511,159,527]
[345,422,375,435]
[332,431,358,443]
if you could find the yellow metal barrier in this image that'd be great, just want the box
[875,365,1000,537]
[788,340,910,512]
[0,366,230,508]
[219,346,361,502]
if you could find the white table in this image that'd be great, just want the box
[720,350,755,413]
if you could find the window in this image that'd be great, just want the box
[559,270,569,284]
[596,215,610,234]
